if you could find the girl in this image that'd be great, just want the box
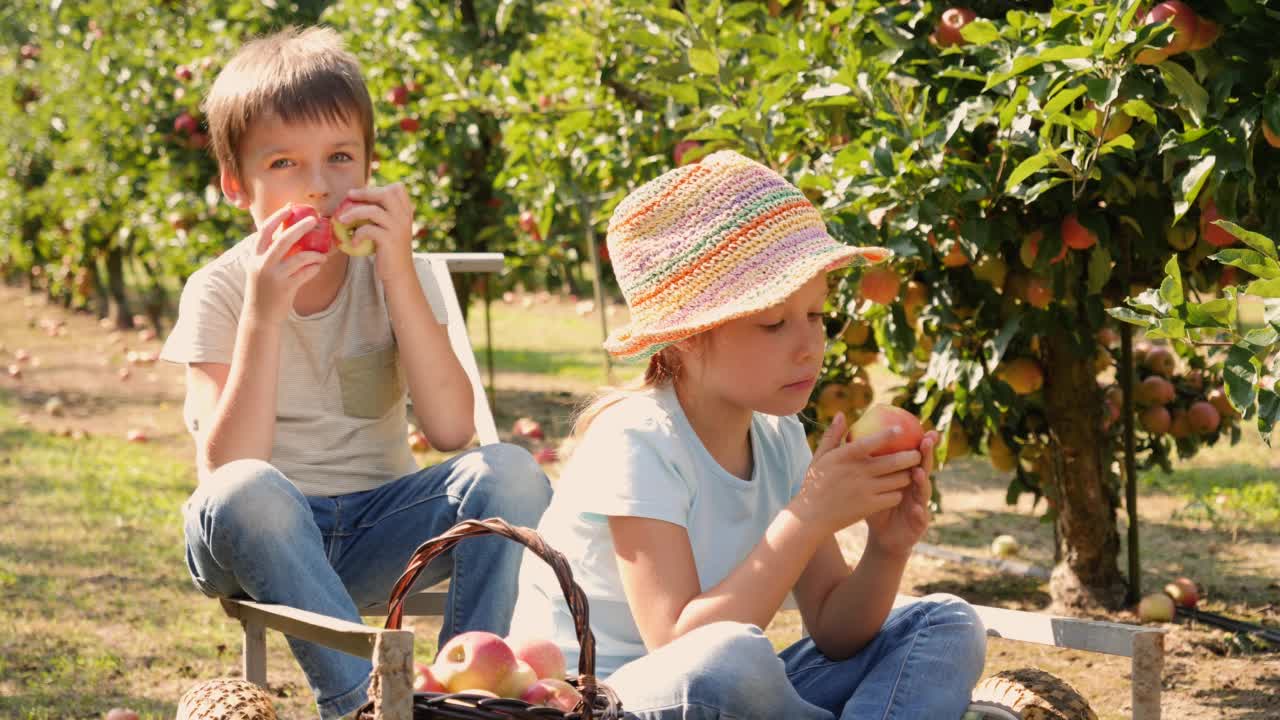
[510,150,986,719]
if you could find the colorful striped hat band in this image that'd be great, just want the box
[603,150,891,360]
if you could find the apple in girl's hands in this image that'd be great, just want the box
[850,404,924,456]
[333,197,376,256]
[519,678,582,712]
[279,204,333,258]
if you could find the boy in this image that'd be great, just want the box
[159,26,550,719]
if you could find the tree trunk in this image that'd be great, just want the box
[105,246,134,329]
[1042,324,1127,612]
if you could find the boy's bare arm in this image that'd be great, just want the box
[341,184,475,450]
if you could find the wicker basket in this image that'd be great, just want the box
[358,518,623,720]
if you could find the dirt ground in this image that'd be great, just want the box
[2,283,1277,719]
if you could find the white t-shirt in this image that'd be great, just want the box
[509,384,811,678]
[159,238,448,496]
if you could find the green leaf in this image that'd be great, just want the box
[1147,317,1187,341]
[1243,327,1280,346]
[1159,255,1184,309]
[1159,62,1208,126]
[1257,387,1279,442]
[1246,277,1280,299]
[1172,155,1214,224]
[960,20,1001,45]
[1042,85,1087,118]
[1211,249,1280,280]
[495,0,517,34]
[985,46,1095,89]
[1120,98,1157,126]
[1107,307,1155,328]
[1186,297,1233,327]
[688,47,720,77]
[1088,244,1113,295]
[1005,152,1052,191]
[1224,343,1260,415]
[801,83,852,101]
[1211,220,1278,260]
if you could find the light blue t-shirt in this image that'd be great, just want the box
[509,384,811,679]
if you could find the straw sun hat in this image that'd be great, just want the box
[603,150,891,360]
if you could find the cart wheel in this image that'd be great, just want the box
[965,668,1098,720]
[177,678,278,720]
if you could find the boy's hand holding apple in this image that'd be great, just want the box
[244,203,329,323]
[334,182,416,285]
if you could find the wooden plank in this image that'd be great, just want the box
[222,599,383,659]
[426,252,504,274]
[890,595,1163,658]
[362,589,448,619]
[242,615,267,687]
[1131,630,1164,720]
[428,257,500,446]
[369,631,415,720]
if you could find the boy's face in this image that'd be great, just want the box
[221,110,368,233]
[684,272,829,417]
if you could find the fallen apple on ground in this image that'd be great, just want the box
[1164,576,1200,608]
[1138,592,1175,623]
[512,417,545,440]
[105,709,140,720]
[990,534,1020,559]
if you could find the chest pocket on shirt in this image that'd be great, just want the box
[337,344,404,419]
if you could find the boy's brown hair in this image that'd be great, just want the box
[202,26,375,184]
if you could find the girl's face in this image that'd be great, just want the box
[680,272,829,418]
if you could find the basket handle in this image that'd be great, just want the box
[382,518,603,706]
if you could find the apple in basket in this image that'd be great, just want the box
[431,631,518,694]
[520,678,583,711]
[496,660,539,698]
[507,636,567,681]
[413,661,446,693]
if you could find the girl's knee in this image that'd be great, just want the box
[916,593,988,669]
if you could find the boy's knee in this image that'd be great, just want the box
[686,621,776,674]
[462,443,551,514]
[188,460,309,537]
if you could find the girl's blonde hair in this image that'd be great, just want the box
[571,346,686,437]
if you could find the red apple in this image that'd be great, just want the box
[1138,592,1175,623]
[1061,214,1098,250]
[1164,576,1200,608]
[174,112,199,135]
[1199,200,1236,248]
[673,140,702,167]
[279,204,333,258]
[517,210,541,240]
[933,7,977,48]
[125,429,148,443]
[508,637,567,681]
[1187,16,1220,51]
[512,417,544,440]
[1138,1,1198,63]
[20,43,40,61]
[1023,275,1053,309]
[859,267,901,304]
[849,404,924,457]
[408,430,431,453]
[1208,388,1238,418]
[519,678,582,712]
[1264,121,1280,149]
[105,709,140,720]
[1137,375,1176,405]
[332,198,375,256]
[1143,345,1177,377]
[399,117,421,133]
[533,447,559,465]
[414,661,447,692]
[387,85,410,106]
[1140,405,1172,435]
[432,631,518,694]
[1187,401,1220,434]
[496,660,538,698]
[996,357,1044,395]
[1019,229,1066,267]
[174,64,193,82]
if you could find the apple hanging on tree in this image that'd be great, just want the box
[932,7,977,48]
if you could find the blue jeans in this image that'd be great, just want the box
[182,443,551,719]
[604,594,987,719]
